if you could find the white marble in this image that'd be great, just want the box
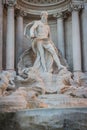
[24,11,66,72]
[6,6,15,71]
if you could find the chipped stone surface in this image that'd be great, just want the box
[0,108,87,130]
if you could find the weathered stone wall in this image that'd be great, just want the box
[0,108,87,130]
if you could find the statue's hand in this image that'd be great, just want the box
[30,33,35,39]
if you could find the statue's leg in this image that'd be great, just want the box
[33,51,41,68]
[44,43,65,70]
[37,41,47,71]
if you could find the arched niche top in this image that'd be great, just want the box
[16,0,71,16]
[21,0,67,6]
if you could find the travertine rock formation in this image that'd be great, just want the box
[0,71,15,96]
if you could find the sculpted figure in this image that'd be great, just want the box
[24,11,66,72]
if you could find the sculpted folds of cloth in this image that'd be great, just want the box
[24,11,66,73]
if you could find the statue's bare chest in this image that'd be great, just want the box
[37,23,49,33]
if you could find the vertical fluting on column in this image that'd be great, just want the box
[6,4,15,71]
[56,13,65,57]
[0,1,3,71]
[71,5,82,71]
[82,3,87,72]
[16,10,24,64]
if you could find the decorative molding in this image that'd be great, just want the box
[69,3,83,11]
[15,9,27,17]
[68,0,84,12]
[53,12,64,19]
[53,11,68,19]
[22,0,66,6]
[14,0,85,17]
[15,0,71,16]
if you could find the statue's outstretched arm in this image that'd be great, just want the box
[30,21,38,38]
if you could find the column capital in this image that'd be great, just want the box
[3,0,17,7]
[53,12,65,19]
[16,9,27,17]
[83,1,87,9]
[84,0,87,2]
[68,3,83,12]
[53,12,68,20]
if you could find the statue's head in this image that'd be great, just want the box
[40,11,48,24]
[41,11,48,17]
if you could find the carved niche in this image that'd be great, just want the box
[23,0,64,5]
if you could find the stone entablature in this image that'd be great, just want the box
[2,0,87,16]
[16,0,70,16]
[22,0,66,6]
[14,0,86,17]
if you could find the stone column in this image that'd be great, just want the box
[71,5,82,71]
[0,1,3,71]
[16,10,24,64]
[6,2,15,71]
[82,2,87,72]
[56,13,65,57]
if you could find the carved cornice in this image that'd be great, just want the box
[22,0,67,6]
[3,0,17,7]
[15,0,71,16]
[13,0,85,17]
